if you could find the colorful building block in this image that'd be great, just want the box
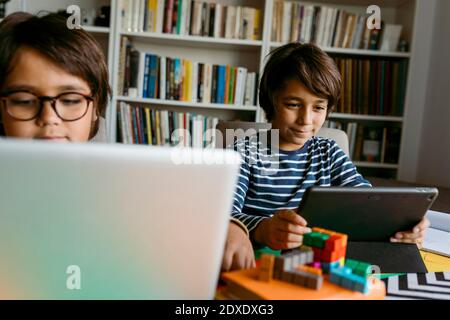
[312,247,322,261]
[298,265,323,276]
[313,233,330,248]
[305,274,323,290]
[345,259,372,278]
[329,267,370,294]
[354,262,372,278]
[258,228,374,294]
[321,260,341,274]
[258,254,275,282]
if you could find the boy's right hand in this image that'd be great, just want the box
[253,209,311,250]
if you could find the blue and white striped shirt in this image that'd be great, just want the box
[231,135,371,233]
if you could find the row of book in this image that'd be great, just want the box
[325,120,401,164]
[272,1,404,52]
[333,58,408,117]
[121,0,262,40]
[117,102,220,148]
[0,3,5,19]
[119,38,259,106]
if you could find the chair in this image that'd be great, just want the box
[215,120,350,157]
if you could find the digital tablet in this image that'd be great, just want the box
[298,187,439,241]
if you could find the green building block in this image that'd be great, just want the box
[303,232,316,247]
[345,259,359,271]
[354,262,372,278]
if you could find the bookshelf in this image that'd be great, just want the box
[5,0,116,85]
[2,0,432,180]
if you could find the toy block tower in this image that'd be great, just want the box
[302,227,348,274]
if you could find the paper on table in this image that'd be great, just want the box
[426,210,450,232]
[423,210,450,257]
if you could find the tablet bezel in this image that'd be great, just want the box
[297,187,439,241]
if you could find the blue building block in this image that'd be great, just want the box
[322,260,341,274]
[329,267,352,286]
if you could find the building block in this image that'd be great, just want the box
[299,246,314,264]
[302,233,315,247]
[312,247,322,261]
[298,265,323,276]
[345,259,372,279]
[345,259,359,271]
[305,274,323,290]
[312,227,335,236]
[258,254,275,282]
[321,249,342,263]
[321,260,341,273]
[274,256,286,279]
[313,233,330,248]
[354,262,372,278]
[281,271,295,283]
[293,271,307,286]
[324,235,341,251]
[329,267,370,294]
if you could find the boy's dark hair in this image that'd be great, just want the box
[259,43,341,121]
[0,12,111,138]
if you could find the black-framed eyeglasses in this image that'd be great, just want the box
[0,91,94,121]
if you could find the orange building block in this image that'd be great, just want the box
[298,265,323,276]
[259,254,275,282]
[221,268,386,300]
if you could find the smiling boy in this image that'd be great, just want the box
[221,43,429,270]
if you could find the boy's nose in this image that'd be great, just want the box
[297,108,313,125]
[36,102,62,126]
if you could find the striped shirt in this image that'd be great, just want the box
[231,135,371,234]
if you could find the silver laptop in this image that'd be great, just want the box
[0,139,241,299]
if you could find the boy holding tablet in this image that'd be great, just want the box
[222,43,429,270]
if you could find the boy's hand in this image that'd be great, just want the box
[253,209,312,250]
[390,217,430,247]
[221,222,256,272]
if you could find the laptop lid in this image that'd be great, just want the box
[0,139,241,299]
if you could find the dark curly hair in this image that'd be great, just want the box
[0,12,111,138]
[259,43,341,121]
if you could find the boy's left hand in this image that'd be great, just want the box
[390,217,430,246]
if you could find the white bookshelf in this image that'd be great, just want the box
[117,96,259,112]
[271,42,411,58]
[109,0,418,175]
[3,0,429,178]
[82,25,110,34]
[121,31,263,50]
[329,113,403,122]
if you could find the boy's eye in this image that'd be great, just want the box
[11,99,36,106]
[314,106,327,112]
[286,103,302,108]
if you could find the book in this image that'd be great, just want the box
[380,24,403,52]
[424,210,450,258]
[361,127,382,162]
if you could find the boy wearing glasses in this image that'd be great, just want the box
[0,12,110,141]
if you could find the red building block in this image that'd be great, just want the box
[312,247,322,262]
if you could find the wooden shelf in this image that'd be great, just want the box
[330,113,404,122]
[270,42,411,58]
[116,96,258,112]
[354,161,399,169]
[81,25,110,34]
[121,31,262,50]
